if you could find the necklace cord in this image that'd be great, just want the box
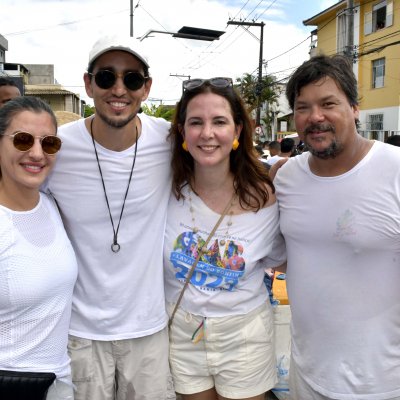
[90,118,138,252]
[168,191,236,328]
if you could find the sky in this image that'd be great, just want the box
[1,0,338,107]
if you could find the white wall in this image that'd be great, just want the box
[359,105,400,131]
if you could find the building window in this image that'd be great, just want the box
[337,10,348,54]
[372,58,385,88]
[367,113,384,130]
[364,0,393,34]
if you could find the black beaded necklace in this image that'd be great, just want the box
[90,117,138,252]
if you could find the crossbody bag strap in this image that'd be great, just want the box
[168,192,236,328]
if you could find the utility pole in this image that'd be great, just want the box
[227,20,265,127]
[170,74,191,93]
[130,0,140,37]
[130,0,133,37]
[170,74,191,80]
[345,0,354,60]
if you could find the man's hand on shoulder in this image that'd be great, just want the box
[268,157,289,181]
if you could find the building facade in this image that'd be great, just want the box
[0,34,83,118]
[304,0,400,142]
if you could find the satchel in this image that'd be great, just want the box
[0,369,56,400]
[168,193,236,328]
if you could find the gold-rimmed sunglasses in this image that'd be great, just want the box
[1,131,62,155]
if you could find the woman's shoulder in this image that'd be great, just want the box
[264,183,277,207]
[238,183,276,214]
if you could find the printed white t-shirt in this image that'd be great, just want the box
[164,186,286,317]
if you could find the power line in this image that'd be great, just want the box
[5,9,127,36]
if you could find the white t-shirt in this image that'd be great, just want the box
[164,186,286,317]
[267,155,285,166]
[274,141,400,399]
[44,114,172,340]
[0,193,77,378]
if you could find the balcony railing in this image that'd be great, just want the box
[358,130,400,142]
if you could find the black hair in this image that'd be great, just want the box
[280,138,295,153]
[0,96,58,179]
[286,54,358,111]
[0,96,57,136]
[385,135,400,147]
[268,141,280,151]
[0,77,19,88]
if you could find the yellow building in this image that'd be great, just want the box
[304,0,400,142]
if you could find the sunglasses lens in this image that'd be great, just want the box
[93,70,146,91]
[13,132,34,151]
[42,136,62,155]
[10,132,61,154]
[124,72,146,91]
[183,79,204,91]
[94,70,116,89]
[183,78,233,92]
[209,78,232,88]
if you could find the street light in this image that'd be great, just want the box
[138,26,225,42]
[227,20,265,128]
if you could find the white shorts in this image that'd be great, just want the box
[168,302,277,399]
[68,328,170,400]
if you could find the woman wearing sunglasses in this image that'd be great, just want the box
[0,96,78,399]
[165,78,286,400]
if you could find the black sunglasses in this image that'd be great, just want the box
[1,131,62,155]
[182,77,233,92]
[89,70,149,91]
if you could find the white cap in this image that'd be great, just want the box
[88,35,150,68]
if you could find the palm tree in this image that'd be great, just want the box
[235,73,281,136]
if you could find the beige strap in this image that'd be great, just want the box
[168,192,236,328]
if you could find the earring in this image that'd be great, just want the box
[232,138,239,151]
[182,141,189,151]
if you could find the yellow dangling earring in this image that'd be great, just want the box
[182,141,189,151]
[232,138,239,151]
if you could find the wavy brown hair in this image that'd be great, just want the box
[169,80,274,211]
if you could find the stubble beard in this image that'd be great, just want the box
[304,124,344,160]
[306,139,345,159]
[96,110,136,129]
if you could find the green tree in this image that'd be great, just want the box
[83,103,175,122]
[83,104,95,118]
[141,103,175,122]
[235,73,281,135]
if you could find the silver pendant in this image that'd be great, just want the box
[111,243,121,253]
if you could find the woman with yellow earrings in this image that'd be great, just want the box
[165,77,286,400]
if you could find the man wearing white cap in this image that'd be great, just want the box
[44,35,172,400]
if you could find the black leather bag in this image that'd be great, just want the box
[0,369,56,400]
